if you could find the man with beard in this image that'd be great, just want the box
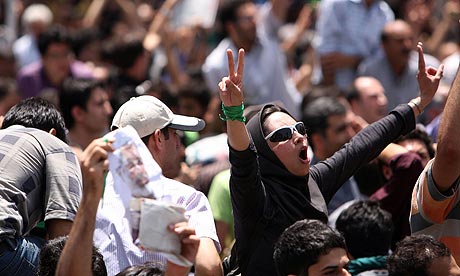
[359,20,440,110]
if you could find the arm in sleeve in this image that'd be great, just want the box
[44,150,83,223]
[229,144,265,225]
[311,104,416,202]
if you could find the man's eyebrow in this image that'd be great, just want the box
[321,265,339,272]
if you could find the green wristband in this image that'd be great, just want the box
[220,103,246,123]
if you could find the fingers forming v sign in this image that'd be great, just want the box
[218,48,245,107]
[416,42,444,106]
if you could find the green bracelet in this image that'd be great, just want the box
[220,103,246,123]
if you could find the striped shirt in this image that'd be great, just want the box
[94,172,220,275]
[0,126,82,238]
[410,159,460,263]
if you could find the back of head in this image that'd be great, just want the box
[273,219,347,276]
[37,25,71,56]
[336,200,393,258]
[387,234,451,276]
[1,97,67,143]
[60,78,104,129]
[116,262,164,276]
[38,236,107,276]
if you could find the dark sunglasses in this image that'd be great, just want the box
[265,122,307,142]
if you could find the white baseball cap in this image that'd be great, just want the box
[111,95,205,138]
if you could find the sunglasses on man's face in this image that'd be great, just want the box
[265,122,307,142]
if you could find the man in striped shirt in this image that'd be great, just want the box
[410,62,460,264]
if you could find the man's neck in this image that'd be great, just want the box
[68,125,103,150]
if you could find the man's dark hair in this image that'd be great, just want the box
[218,0,251,37]
[394,127,435,159]
[1,97,68,143]
[38,25,72,56]
[177,82,211,117]
[116,262,164,276]
[219,0,250,25]
[102,33,145,70]
[301,97,347,150]
[387,234,451,276]
[38,236,107,276]
[273,219,347,276]
[336,200,393,258]
[60,78,105,129]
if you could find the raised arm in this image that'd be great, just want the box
[218,49,250,151]
[313,42,444,200]
[55,138,113,276]
[432,60,460,193]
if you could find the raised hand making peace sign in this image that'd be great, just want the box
[218,48,245,107]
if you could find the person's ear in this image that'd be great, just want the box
[311,133,325,152]
[71,106,85,123]
[49,128,57,136]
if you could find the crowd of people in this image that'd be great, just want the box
[1,0,460,275]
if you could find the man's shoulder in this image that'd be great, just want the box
[1,126,71,152]
[17,62,42,78]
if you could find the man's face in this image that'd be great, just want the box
[354,78,388,123]
[81,87,113,134]
[42,43,72,84]
[322,114,355,158]
[307,248,351,276]
[382,22,414,67]
[428,255,460,276]
[178,97,206,118]
[159,127,184,179]
[232,3,257,47]
[398,138,431,167]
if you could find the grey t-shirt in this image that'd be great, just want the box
[0,126,82,238]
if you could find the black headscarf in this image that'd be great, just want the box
[246,104,328,223]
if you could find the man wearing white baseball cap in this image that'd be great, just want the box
[111,95,205,178]
[94,95,223,275]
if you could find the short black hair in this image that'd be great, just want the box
[60,78,105,129]
[38,25,72,56]
[116,262,165,276]
[218,0,251,37]
[394,127,435,159]
[177,82,211,116]
[218,0,250,25]
[273,219,347,276]
[336,200,393,258]
[387,234,451,276]
[38,236,107,276]
[301,97,347,150]
[1,97,68,143]
[102,33,145,70]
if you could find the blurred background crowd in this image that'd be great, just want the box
[0,0,459,259]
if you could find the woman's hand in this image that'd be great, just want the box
[218,48,245,107]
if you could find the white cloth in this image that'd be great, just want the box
[94,129,220,276]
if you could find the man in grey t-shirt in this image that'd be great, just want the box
[0,98,82,276]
